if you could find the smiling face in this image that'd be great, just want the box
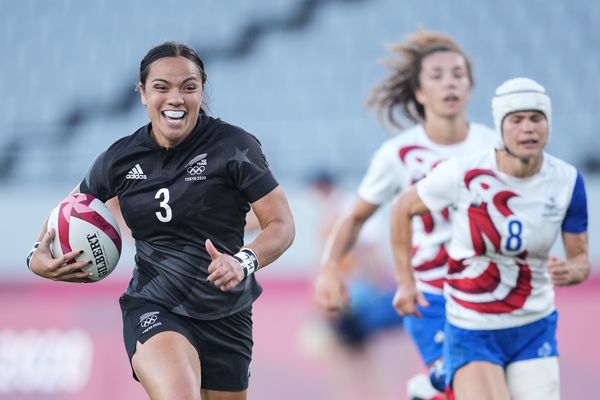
[139,56,204,149]
[502,111,548,160]
[415,51,472,120]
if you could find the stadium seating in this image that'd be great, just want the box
[1,0,599,185]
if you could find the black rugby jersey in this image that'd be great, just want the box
[80,115,278,320]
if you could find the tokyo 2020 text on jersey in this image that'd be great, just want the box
[358,123,496,294]
[80,115,278,320]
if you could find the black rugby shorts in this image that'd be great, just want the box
[119,294,253,391]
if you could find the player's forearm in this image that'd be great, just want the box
[246,216,295,270]
[391,188,429,285]
[319,216,364,271]
[391,187,432,284]
[566,253,590,285]
[561,231,590,285]
[391,207,415,285]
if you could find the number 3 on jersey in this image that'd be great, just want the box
[155,188,172,222]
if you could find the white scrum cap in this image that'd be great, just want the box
[492,77,551,145]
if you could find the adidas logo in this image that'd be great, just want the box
[126,163,147,180]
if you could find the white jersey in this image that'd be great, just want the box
[417,149,587,329]
[358,123,496,294]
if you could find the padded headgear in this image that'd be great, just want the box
[492,77,551,146]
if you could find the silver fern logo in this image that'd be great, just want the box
[185,153,207,181]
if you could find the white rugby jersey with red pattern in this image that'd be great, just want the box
[417,149,588,330]
[358,123,496,294]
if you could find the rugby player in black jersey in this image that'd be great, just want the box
[28,41,295,400]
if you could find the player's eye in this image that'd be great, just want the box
[531,114,545,122]
[453,70,466,79]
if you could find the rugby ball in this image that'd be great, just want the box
[47,193,122,281]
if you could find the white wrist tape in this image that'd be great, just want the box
[233,248,259,278]
[26,242,41,271]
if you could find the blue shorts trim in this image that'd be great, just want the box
[403,292,446,365]
[444,311,558,387]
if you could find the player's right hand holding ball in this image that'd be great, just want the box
[28,228,93,283]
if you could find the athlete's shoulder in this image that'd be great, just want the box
[102,124,149,156]
[89,125,150,170]
[468,122,497,145]
[207,116,259,143]
[542,152,578,180]
[379,124,424,151]
[454,148,494,171]
[469,122,495,134]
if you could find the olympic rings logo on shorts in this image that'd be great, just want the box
[187,165,206,175]
[140,314,158,328]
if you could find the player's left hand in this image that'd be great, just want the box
[206,239,244,291]
[547,255,580,286]
[392,282,429,318]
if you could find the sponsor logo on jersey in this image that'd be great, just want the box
[185,153,207,182]
[139,311,162,333]
[542,197,559,217]
[126,163,147,180]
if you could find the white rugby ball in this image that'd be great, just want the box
[48,193,122,281]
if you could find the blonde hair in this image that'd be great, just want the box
[366,30,473,130]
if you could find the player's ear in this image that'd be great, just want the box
[414,87,426,106]
[137,82,147,106]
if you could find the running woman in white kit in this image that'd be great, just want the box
[313,30,496,399]
[390,77,590,400]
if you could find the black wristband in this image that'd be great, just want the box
[26,242,41,271]
[233,248,259,278]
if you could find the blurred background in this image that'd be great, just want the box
[1,0,599,399]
